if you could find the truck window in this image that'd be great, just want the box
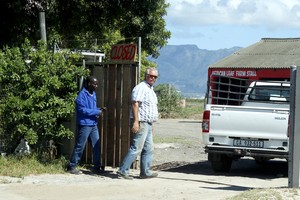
[248,86,290,103]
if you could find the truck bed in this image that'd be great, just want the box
[208,104,289,141]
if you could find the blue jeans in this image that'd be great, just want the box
[68,125,101,169]
[119,122,154,176]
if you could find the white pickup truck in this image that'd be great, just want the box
[202,80,290,172]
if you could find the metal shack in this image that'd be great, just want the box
[207,38,300,105]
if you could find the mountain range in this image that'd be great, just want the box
[151,45,241,98]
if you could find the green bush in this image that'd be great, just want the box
[155,84,205,119]
[0,40,89,152]
[155,84,182,118]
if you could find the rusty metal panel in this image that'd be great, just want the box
[115,66,122,166]
[106,64,117,166]
[94,65,107,167]
[119,65,132,164]
[101,64,109,167]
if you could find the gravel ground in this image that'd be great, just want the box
[0,119,299,200]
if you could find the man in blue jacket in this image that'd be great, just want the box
[67,76,105,175]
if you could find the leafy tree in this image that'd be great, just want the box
[0,0,171,57]
[106,0,171,57]
[0,40,89,152]
[155,84,182,118]
[140,51,157,82]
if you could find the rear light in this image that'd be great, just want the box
[202,110,210,133]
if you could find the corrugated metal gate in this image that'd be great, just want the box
[61,61,138,168]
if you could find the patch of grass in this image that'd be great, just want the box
[153,135,185,144]
[226,189,284,200]
[0,154,68,178]
[165,98,204,119]
[0,179,14,184]
[153,135,194,145]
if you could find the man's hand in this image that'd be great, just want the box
[101,107,107,111]
[131,121,139,134]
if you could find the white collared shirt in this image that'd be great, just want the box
[131,81,158,123]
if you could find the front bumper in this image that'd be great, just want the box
[205,145,289,159]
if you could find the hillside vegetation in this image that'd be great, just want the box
[153,45,241,97]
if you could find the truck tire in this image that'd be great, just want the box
[208,153,232,172]
[254,157,270,165]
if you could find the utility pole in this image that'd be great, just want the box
[39,11,47,43]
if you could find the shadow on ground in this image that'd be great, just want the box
[152,158,288,180]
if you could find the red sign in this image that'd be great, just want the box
[211,70,257,77]
[208,68,290,80]
[110,44,137,62]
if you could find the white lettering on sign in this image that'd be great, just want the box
[211,70,257,77]
[247,71,257,76]
[211,71,226,76]
[236,71,246,76]
[226,71,234,76]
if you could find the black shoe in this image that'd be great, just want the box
[67,168,81,175]
[139,172,158,179]
[117,170,133,180]
[92,168,105,175]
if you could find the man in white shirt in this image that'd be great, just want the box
[117,68,159,179]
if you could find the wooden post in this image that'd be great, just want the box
[288,65,300,187]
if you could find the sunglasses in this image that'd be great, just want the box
[147,74,158,79]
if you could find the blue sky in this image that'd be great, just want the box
[165,0,300,50]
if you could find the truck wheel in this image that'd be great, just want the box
[209,153,232,172]
[254,157,270,165]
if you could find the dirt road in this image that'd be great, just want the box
[0,119,289,200]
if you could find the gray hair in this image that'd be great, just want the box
[144,68,158,78]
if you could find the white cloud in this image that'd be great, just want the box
[166,0,300,29]
[165,0,300,49]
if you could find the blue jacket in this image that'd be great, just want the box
[76,88,101,126]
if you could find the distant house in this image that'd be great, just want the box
[207,38,300,104]
[208,38,300,81]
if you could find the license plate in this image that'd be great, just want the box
[233,139,264,148]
